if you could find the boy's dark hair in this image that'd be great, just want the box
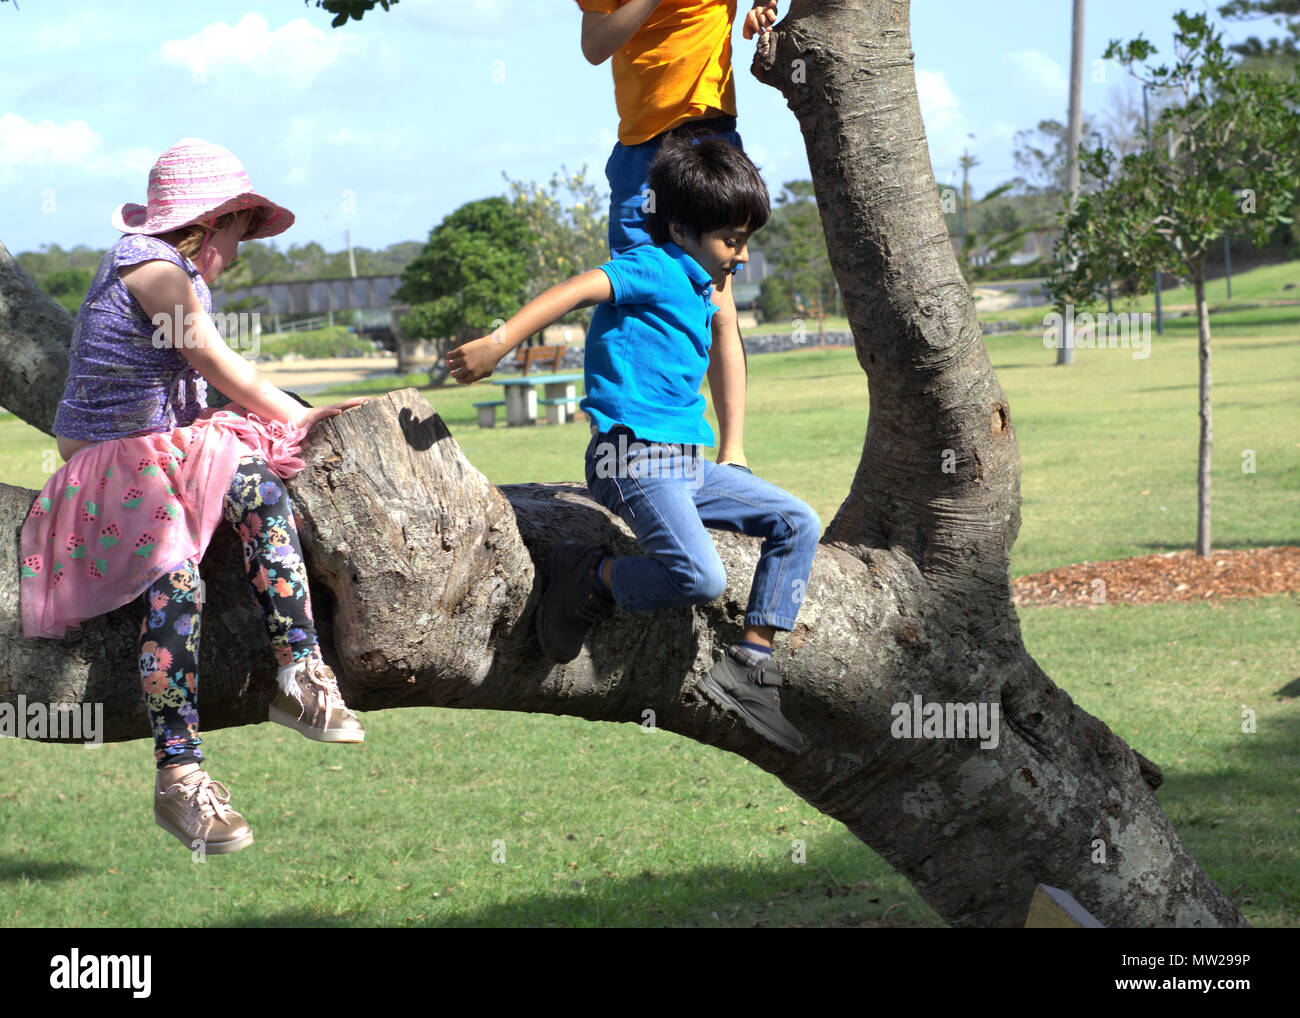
[645,136,770,245]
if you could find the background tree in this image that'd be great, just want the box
[15,244,104,285]
[36,267,93,315]
[394,196,534,347]
[1048,10,1300,556]
[955,179,1031,275]
[503,166,608,328]
[757,181,836,323]
[1012,118,1096,195]
[1098,80,1154,158]
[1218,0,1300,74]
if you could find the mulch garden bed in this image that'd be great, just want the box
[1012,546,1300,607]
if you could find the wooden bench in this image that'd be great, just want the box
[473,400,506,428]
[512,344,567,375]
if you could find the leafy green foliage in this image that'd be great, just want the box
[396,197,535,345]
[38,267,94,314]
[504,166,608,324]
[258,325,375,360]
[756,181,836,323]
[1049,11,1300,309]
[1218,0,1300,71]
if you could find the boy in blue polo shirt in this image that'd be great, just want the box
[447,137,819,753]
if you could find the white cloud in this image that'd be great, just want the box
[158,13,360,85]
[915,69,972,170]
[917,69,959,122]
[0,114,100,166]
[1008,50,1067,97]
[0,115,154,178]
[916,68,967,142]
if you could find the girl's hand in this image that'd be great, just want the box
[296,397,370,430]
[743,1,778,39]
[447,335,506,384]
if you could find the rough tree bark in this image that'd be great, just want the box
[0,0,1245,927]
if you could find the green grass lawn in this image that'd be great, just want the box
[1,259,1297,927]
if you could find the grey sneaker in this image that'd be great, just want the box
[698,644,806,753]
[536,543,615,663]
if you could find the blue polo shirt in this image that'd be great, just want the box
[581,242,717,446]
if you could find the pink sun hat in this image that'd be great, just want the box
[112,138,294,240]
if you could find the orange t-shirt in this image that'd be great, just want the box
[578,0,739,146]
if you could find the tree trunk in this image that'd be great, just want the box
[1193,269,1213,557]
[0,0,1246,928]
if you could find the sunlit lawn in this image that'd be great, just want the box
[1,260,1296,927]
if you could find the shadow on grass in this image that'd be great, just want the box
[1275,677,1300,699]
[1134,381,1246,394]
[1216,339,1300,351]
[206,842,940,929]
[1136,540,1300,553]
[0,855,94,884]
[1154,702,1300,922]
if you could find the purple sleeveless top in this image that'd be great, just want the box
[53,235,211,442]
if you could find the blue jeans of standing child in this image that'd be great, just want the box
[584,427,820,631]
[605,115,745,255]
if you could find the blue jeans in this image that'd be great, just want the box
[584,428,820,631]
[605,116,745,255]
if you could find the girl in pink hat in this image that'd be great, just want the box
[21,138,368,856]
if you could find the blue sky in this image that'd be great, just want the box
[1,0,1282,257]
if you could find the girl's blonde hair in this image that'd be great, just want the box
[159,208,263,262]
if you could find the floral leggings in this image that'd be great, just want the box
[139,454,317,768]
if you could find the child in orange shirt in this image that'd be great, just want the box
[577,0,777,468]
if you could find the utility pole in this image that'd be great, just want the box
[1059,0,1085,365]
[346,229,358,279]
[959,148,979,271]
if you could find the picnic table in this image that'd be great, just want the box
[478,372,584,428]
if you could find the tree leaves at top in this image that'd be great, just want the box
[396,197,535,346]
[308,0,398,28]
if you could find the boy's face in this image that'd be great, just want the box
[670,222,753,287]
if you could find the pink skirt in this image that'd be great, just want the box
[20,408,308,640]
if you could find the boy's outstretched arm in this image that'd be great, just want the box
[447,269,613,385]
[580,0,662,65]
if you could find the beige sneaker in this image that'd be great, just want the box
[268,646,365,743]
[154,768,253,855]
